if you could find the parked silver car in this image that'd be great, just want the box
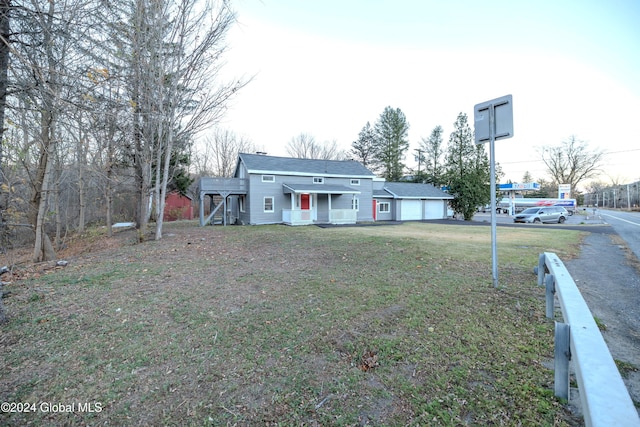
[513,206,568,224]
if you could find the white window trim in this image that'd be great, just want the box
[239,195,246,213]
[313,177,324,184]
[350,179,360,185]
[379,202,390,213]
[262,175,275,183]
[263,196,274,212]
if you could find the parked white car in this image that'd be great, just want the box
[513,207,568,224]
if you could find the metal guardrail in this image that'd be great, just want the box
[535,252,640,427]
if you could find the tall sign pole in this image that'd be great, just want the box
[489,105,498,287]
[474,95,513,288]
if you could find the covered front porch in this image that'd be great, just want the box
[282,183,360,226]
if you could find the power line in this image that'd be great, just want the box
[603,148,640,155]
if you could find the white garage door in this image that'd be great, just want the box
[423,201,443,219]
[400,200,422,220]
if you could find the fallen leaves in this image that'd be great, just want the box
[359,350,379,372]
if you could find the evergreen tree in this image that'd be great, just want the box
[444,113,491,220]
[373,106,409,181]
[420,125,445,186]
[351,122,376,168]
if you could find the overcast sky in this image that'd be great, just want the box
[216,0,640,190]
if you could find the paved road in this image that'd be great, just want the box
[598,209,640,260]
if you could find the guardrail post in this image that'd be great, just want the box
[545,274,555,319]
[536,253,546,286]
[554,321,571,400]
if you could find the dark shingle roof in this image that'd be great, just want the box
[238,153,375,177]
[373,189,393,198]
[383,182,453,199]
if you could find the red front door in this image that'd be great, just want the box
[372,200,377,221]
[301,194,310,210]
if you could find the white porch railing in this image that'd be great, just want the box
[282,209,313,226]
[282,209,357,225]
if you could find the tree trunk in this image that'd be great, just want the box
[54,171,62,249]
[33,112,56,262]
[33,0,57,262]
[132,0,149,240]
[0,282,6,323]
[153,122,163,224]
[0,0,9,184]
[105,152,113,238]
[155,125,173,241]
[0,1,10,328]
[77,117,86,233]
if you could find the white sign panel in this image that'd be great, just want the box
[474,94,514,144]
[558,184,571,199]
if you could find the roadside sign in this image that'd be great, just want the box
[558,184,571,199]
[473,94,514,288]
[474,95,514,144]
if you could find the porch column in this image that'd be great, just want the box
[223,196,227,226]
[199,191,205,226]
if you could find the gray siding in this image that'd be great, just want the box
[323,176,375,222]
[374,198,394,221]
[247,173,282,225]
[242,172,374,225]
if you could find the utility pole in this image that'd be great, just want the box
[414,149,423,182]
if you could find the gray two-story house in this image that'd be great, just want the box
[199,153,376,226]
[198,153,453,226]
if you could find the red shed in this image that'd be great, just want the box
[164,191,194,221]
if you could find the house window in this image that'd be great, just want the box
[352,197,359,211]
[239,195,246,212]
[379,202,390,213]
[313,177,324,184]
[262,175,275,183]
[350,179,360,185]
[264,196,274,212]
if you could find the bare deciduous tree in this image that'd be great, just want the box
[149,0,248,240]
[8,0,81,261]
[287,133,346,160]
[193,128,254,177]
[0,0,247,255]
[539,135,604,193]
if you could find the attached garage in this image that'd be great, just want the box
[378,182,454,221]
[399,199,422,220]
[423,200,445,219]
